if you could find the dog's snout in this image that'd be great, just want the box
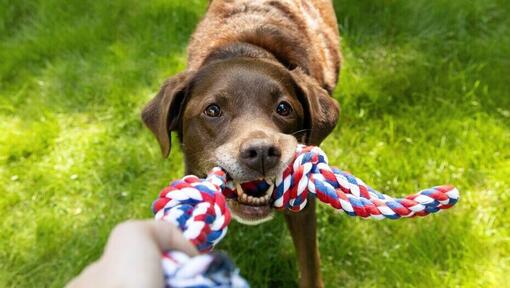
[239,139,281,174]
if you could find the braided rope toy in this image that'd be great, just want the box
[152,145,459,287]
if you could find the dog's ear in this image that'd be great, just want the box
[141,71,194,157]
[290,68,340,145]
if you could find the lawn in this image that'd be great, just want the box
[1,0,509,287]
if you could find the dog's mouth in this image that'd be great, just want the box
[223,176,275,225]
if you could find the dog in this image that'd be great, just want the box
[142,0,341,286]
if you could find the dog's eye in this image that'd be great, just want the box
[276,101,292,116]
[204,104,222,117]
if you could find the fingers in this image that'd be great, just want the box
[146,220,199,256]
[106,220,198,257]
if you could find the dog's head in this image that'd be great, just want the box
[142,57,339,224]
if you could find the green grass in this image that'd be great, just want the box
[1,0,509,287]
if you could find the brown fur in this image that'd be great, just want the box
[191,0,340,93]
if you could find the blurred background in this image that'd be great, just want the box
[1,0,509,286]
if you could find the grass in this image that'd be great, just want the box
[1,0,509,287]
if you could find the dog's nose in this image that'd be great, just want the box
[239,139,281,174]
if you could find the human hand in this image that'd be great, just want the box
[67,220,198,288]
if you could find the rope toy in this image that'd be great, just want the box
[152,145,459,287]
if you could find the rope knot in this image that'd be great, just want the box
[273,145,329,211]
[152,167,231,252]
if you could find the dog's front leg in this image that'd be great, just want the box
[285,198,323,288]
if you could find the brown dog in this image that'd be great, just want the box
[142,0,341,286]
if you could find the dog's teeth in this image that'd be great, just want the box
[234,180,276,205]
[235,182,244,196]
[266,184,274,196]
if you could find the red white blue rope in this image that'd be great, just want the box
[272,145,459,218]
[152,145,459,287]
[152,167,231,252]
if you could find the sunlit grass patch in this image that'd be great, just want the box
[1,0,509,287]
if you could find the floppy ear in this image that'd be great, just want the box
[141,71,194,157]
[290,68,340,145]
